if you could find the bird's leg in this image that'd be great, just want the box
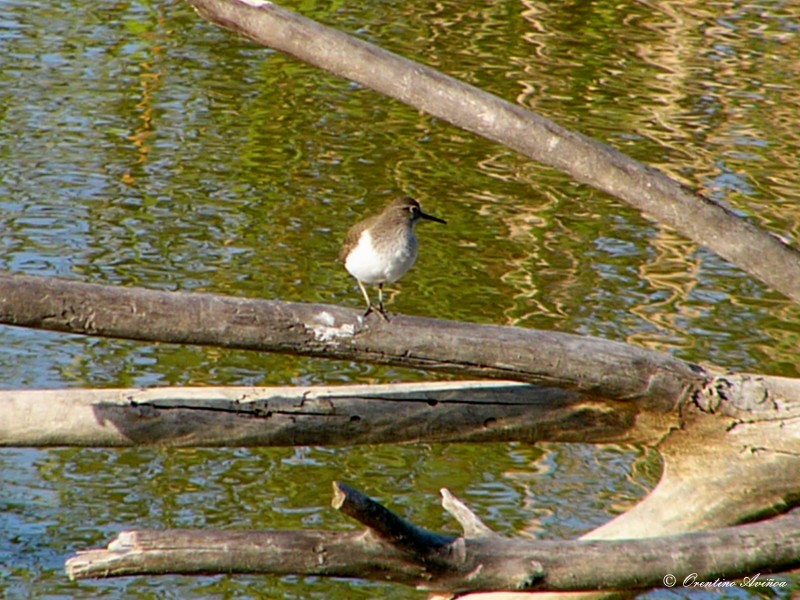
[376,283,390,321]
[356,280,375,317]
[355,280,389,321]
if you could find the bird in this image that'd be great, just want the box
[339,196,446,320]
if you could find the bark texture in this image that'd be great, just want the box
[0,273,703,407]
[65,483,800,594]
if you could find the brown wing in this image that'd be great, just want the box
[338,215,377,263]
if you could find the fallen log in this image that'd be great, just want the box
[65,483,800,594]
[0,273,703,408]
[2,381,640,447]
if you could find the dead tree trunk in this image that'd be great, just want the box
[5,0,800,596]
[0,382,661,447]
[0,273,701,406]
[65,483,800,594]
[1,274,798,595]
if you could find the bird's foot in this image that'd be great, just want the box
[363,303,390,322]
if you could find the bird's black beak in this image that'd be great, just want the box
[419,210,446,225]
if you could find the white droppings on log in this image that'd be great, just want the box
[311,312,357,342]
[238,0,272,8]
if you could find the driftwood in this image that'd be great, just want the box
[4,0,800,595]
[0,273,702,406]
[4,372,799,452]
[65,482,799,594]
[0,382,655,447]
[1,272,797,594]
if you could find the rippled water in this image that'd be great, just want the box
[1,0,798,597]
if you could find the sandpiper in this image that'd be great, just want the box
[339,196,446,320]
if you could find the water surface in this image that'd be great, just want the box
[1,0,798,597]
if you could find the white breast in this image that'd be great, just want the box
[344,229,418,284]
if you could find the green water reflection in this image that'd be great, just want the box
[1,0,798,597]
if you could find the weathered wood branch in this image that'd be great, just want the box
[5,374,797,452]
[566,373,800,573]
[333,482,457,557]
[186,0,800,303]
[65,483,800,594]
[4,379,797,541]
[0,273,704,408]
[2,381,653,446]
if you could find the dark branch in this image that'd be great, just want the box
[333,481,454,555]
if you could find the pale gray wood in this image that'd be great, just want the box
[3,381,652,447]
[440,488,496,539]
